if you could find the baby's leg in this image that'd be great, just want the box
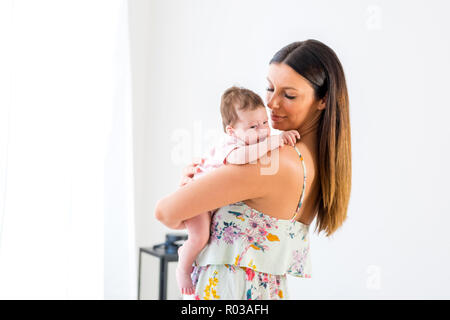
[176,211,211,295]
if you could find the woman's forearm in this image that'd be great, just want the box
[154,161,268,228]
[155,196,187,229]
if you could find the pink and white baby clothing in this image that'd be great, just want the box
[193,134,247,178]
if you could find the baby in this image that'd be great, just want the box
[176,86,300,295]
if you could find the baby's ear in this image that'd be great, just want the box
[225,125,233,135]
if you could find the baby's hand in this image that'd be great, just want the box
[179,157,205,187]
[280,130,301,146]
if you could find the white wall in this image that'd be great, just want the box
[129,0,450,299]
[0,0,136,299]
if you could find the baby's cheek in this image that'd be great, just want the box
[246,130,258,141]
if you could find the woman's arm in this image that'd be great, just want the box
[154,155,274,229]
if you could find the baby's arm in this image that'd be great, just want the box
[225,135,283,165]
[226,130,300,164]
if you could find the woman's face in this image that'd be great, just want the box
[266,63,325,132]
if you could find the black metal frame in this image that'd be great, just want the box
[137,246,179,300]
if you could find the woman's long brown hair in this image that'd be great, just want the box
[270,39,352,237]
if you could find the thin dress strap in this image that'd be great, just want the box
[290,145,307,223]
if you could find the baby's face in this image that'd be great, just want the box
[229,107,270,145]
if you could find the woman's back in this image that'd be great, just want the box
[243,140,319,226]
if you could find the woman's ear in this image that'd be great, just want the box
[318,95,327,110]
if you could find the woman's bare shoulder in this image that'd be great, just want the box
[250,145,304,197]
[240,145,306,219]
[260,144,304,173]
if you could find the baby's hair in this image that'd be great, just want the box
[220,86,265,132]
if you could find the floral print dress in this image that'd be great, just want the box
[189,145,312,300]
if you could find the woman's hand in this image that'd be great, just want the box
[179,157,205,187]
[280,130,301,146]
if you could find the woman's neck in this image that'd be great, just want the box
[296,109,322,142]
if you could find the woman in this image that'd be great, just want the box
[155,39,352,299]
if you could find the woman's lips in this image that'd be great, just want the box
[270,114,287,122]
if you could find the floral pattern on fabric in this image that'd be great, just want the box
[191,264,288,300]
[191,201,312,300]
[202,270,220,300]
[209,204,281,268]
[287,248,312,278]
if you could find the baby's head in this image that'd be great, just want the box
[220,86,270,145]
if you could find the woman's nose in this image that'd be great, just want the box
[267,95,279,110]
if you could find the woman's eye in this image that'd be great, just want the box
[267,87,294,100]
[284,94,296,100]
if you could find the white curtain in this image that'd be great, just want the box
[0,0,136,299]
